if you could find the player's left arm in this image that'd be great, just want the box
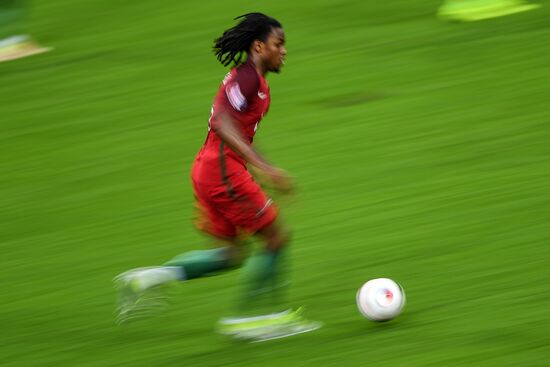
[212,112,292,194]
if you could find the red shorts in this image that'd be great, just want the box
[191,171,278,239]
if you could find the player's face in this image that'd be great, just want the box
[262,27,286,73]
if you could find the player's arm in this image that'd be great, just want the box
[212,112,292,193]
[214,111,270,171]
[247,153,271,187]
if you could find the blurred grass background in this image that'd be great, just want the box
[2,0,550,366]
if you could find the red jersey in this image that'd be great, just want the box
[193,60,271,185]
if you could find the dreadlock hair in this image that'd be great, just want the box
[213,13,282,67]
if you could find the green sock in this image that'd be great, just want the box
[239,247,290,314]
[163,247,235,280]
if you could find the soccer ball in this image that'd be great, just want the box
[356,278,405,321]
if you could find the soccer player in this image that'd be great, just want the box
[114,13,320,342]
[0,0,50,62]
[438,0,540,21]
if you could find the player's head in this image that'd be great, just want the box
[214,13,286,73]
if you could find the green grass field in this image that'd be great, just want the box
[2,1,550,365]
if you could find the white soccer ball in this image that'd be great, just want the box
[356,278,405,321]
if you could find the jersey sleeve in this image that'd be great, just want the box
[223,65,260,113]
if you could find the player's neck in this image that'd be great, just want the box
[247,56,267,77]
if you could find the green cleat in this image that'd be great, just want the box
[438,0,540,22]
[217,308,322,342]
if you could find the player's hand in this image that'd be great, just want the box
[264,167,294,194]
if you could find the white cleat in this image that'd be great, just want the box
[113,267,171,324]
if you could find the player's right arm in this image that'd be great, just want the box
[212,111,293,193]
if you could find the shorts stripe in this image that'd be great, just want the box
[256,198,273,218]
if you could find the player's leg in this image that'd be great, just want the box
[156,195,250,284]
[204,173,286,313]
[114,239,246,324]
[218,220,321,341]
[118,241,245,290]
[239,218,290,311]
[114,241,245,324]
[147,190,250,286]
[114,184,245,323]
[213,175,321,340]
[438,0,540,21]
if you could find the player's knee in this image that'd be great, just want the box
[266,229,290,251]
[227,240,251,266]
[280,228,291,246]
